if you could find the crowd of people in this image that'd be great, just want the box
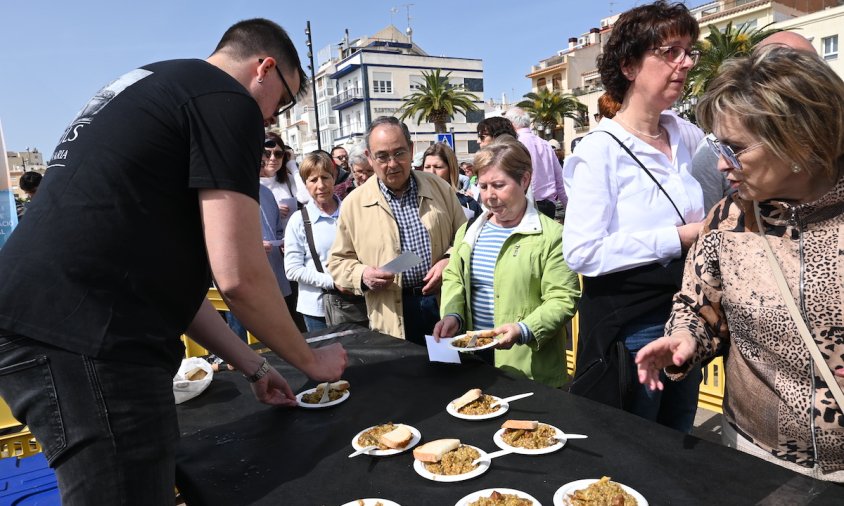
[0,1,843,503]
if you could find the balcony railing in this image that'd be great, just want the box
[330,87,365,108]
[332,123,366,139]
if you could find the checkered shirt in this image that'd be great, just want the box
[378,175,432,287]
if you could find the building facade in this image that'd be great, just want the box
[275,25,485,158]
[526,0,844,153]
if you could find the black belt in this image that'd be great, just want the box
[401,286,426,296]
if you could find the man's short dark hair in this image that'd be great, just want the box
[365,116,412,151]
[19,171,42,193]
[213,18,308,97]
[477,116,517,139]
[330,146,348,157]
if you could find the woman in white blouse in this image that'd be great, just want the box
[260,132,309,227]
[283,151,341,332]
[563,0,705,433]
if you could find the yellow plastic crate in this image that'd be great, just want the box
[0,429,41,459]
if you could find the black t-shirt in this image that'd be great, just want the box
[0,59,263,366]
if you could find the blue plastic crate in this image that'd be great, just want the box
[0,454,59,506]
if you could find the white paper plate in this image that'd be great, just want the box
[350,424,422,456]
[455,488,541,506]
[296,387,350,408]
[552,479,648,506]
[446,396,508,420]
[447,334,499,352]
[413,445,490,482]
[340,499,400,506]
[492,424,566,455]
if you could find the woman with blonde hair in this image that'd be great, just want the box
[433,135,580,387]
[421,142,482,219]
[637,46,844,480]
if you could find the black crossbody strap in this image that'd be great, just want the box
[590,130,686,225]
[300,207,324,273]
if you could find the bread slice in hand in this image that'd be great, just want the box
[413,439,460,462]
[379,425,413,449]
[330,380,350,391]
[451,388,482,410]
[501,420,539,430]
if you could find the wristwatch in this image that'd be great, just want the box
[244,358,271,383]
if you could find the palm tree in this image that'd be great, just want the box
[684,21,781,100]
[516,88,586,141]
[397,69,480,133]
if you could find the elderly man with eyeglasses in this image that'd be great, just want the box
[328,117,467,344]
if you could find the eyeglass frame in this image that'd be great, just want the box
[706,136,764,171]
[370,149,411,165]
[650,45,701,65]
[263,149,285,159]
[258,58,296,117]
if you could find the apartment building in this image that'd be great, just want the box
[526,0,843,153]
[276,25,485,157]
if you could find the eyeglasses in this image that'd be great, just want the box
[333,155,348,161]
[264,149,285,159]
[706,136,763,171]
[258,58,296,117]
[371,150,410,165]
[650,45,701,65]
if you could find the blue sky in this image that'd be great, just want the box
[1,0,648,157]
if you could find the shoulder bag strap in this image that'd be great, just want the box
[300,207,324,273]
[753,201,844,412]
[589,130,686,225]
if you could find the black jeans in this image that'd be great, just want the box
[401,292,440,346]
[0,334,180,505]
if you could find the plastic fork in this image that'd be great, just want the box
[318,383,331,404]
[472,447,514,466]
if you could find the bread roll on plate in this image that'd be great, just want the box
[450,388,482,410]
[379,425,413,449]
[413,439,460,463]
[501,420,538,430]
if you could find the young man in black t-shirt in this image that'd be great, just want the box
[0,19,347,505]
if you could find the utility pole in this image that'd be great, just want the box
[305,21,322,151]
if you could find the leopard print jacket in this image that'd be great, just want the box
[666,180,844,472]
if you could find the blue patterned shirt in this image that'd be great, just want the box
[378,174,432,288]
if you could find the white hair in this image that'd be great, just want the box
[504,107,531,128]
[347,143,368,168]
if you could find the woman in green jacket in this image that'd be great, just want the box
[433,136,580,387]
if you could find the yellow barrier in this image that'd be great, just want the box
[566,274,724,413]
[0,397,21,432]
[182,288,260,359]
[0,429,41,459]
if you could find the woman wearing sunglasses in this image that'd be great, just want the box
[637,46,844,480]
[260,131,308,227]
[562,1,705,432]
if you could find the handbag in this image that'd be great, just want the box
[300,207,368,326]
[753,201,844,411]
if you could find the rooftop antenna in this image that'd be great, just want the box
[608,1,616,15]
[403,4,414,43]
[390,7,399,27]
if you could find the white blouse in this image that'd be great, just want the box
[562,113,705,277]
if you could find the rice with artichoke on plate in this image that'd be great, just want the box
[502,423,557,449]
[424,446,480,475]
[568,476,637,506]
[457,394,499,415]
[301,387,344,404]
[468,490,532,506]
[356,423,400,450]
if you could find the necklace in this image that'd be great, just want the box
[615,116,663,140]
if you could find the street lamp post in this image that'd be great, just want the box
[305,21,322,151]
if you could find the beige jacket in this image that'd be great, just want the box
[667,182,844,472]
[327,171,466,339]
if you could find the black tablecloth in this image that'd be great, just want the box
[175,325,844,505]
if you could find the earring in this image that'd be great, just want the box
[257,78,264,84]
[792,164,801,173]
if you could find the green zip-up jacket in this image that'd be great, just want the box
[440,205,580,387]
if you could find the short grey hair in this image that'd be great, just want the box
[347,143,368,168]
[504,107,531,129]
[365,116,412,151]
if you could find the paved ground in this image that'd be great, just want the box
[692,407,723,445]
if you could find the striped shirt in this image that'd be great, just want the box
[470,221,515,330]
[378,175,432,287]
